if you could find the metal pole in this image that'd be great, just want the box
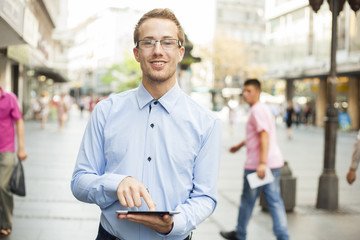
[316,0,339,210]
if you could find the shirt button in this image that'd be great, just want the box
[150,123,154,128]
[147,157,151,162]
[154,101,158,105]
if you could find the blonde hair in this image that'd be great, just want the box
[134,8,185,47]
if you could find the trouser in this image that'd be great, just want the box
[96,224,192,240]
[235,168,289,240]
[0,152,15,230]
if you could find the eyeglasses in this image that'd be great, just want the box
[136,39,181,50]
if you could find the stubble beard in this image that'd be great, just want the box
[142,66,176,85]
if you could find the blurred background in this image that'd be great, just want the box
[0,0,359,130]
[1,1,360,239]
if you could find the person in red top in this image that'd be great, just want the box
[0,86,27,236]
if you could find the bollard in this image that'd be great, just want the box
[260,161,297,212]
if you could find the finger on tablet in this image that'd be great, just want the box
[141,188,156,211]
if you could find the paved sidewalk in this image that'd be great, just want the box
[197,109,360,240]
[9,110,100,240]
[6,107,360,240]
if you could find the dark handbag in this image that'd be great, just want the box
[10,160,26,197]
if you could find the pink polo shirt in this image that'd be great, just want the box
[245,101,284,170]
[0,87,23,152]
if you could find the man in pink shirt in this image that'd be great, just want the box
[220,79,289,240]
[0,86,27,237]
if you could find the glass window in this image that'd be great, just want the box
[349,11,360,52]
[271,18,281,33]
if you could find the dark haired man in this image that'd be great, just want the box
[220,79,289,240]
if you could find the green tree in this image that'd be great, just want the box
[197,36,266,89]
[101,52,142,93]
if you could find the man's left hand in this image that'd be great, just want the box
[17,148,27,161]
[117,213,173,234]
[256,163,267,179]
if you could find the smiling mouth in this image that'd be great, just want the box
[151,61,166,66]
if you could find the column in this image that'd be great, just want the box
[315,77,327,127]
[348,76,359,130]
[285,79,294,103]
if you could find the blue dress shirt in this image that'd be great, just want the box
[71,82,221,240]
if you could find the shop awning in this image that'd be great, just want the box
[0,16,26,48]
[0,0,26,48]
[34,67,69,83]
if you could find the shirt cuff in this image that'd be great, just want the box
[154,213,187,238]
[169,212,187,236]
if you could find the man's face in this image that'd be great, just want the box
[242,85,260,106]
[133,18,184,84]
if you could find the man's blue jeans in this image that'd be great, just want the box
[235,168,289,240]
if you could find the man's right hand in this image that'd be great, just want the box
[117,176,156,210]
[17,147,27,162]
[229,145,240,153]
[346,169,356,185]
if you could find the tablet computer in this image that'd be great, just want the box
[116,210,180,216]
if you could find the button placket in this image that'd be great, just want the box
[142,101,157,196]
[149,101,158,129]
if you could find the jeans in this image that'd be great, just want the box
[235,168,289,240]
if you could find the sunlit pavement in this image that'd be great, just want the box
[8,106,360,240]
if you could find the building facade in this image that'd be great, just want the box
[0,0,67,119]
[53,5,150,98]
[211,0,266,110]
[215,0,266,87]
[264,0,360,129]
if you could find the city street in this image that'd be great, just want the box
[7,106,360,240]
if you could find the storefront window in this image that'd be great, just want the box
[349,11,360,52]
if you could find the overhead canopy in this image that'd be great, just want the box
[0,0,26,48]
[34,67,69,83]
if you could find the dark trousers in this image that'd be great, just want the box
[96,224,192,240]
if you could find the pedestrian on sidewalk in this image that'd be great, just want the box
[0,86,28,237]
[285,102,294,140]
[293,102,301,127]
[38,90,50,129]
[346,130,360,185]
[220,79,289,240]
[71,8,221,240]
[56,93,69,130]
[303,102,312,127]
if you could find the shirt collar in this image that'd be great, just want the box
[136,82,154,110]
[136,81,182,114]
[250,101,260,108]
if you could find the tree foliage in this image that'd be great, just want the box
[196,36,266,89]
[101,52,142,93]
[212,37,248,88]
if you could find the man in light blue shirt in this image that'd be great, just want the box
[71,8,222,240]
